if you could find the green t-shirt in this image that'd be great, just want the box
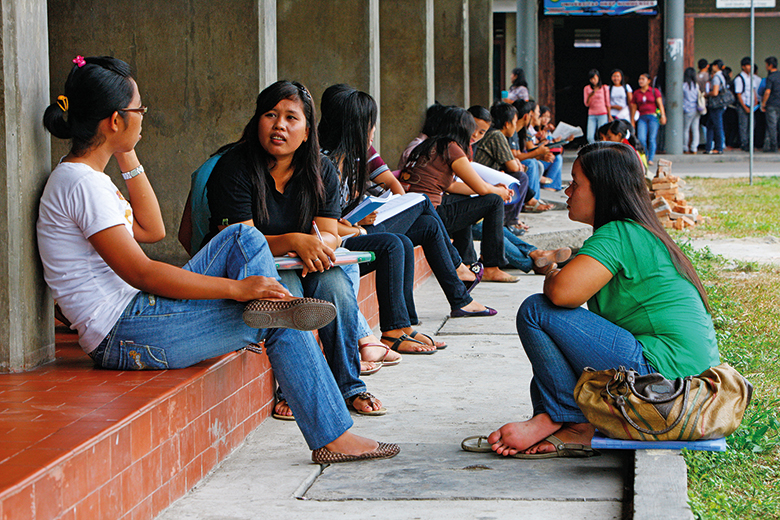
[578,220,719,379]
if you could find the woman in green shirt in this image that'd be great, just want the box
[487,142,719,458]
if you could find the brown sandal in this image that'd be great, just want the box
[346,392,387,416]
[311,442,400,464]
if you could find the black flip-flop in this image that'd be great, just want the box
[410,330,446,350]
[381,334,436,355]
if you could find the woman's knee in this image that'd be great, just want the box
[484,193,504,210]
[517,293,550,329]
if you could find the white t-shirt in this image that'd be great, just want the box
[733,72,761,107]
[610,84,633,120]
[37,162,140,352]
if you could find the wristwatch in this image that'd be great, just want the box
[121,165,145,180]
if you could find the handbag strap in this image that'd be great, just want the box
[615,376,691,435]
[626,371,687,403]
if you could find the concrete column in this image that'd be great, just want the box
[277,0,379,110]
[468,0,493,107]
[434,0,469,107]
[380,0,434,167]
[516,0,538,98]
[0,0,55,371]
[48,0,270,266]
[665,0,685,155]
[258,0,277,88]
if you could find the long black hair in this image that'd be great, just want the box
[403,106,475,170]
[684,67,697,88]
[576,142,710,311]
[43,56,135,156]
[217,80,323,230]
[605,119,645,153]
[588,69,602,89]
[511,67,528,88]
[318,84,377,210]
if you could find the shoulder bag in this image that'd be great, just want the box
[573,363,752,441]
[697,86,708,115]
[708,78,736,110]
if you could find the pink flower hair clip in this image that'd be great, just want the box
[72,55,86,68]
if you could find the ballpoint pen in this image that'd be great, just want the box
[311,220,334,267]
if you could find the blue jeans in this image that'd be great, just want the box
[343,232,417,331]
[516,294,656,423]
[520,159,543,201]
[279,266,365,402]
[587,114,609,144]
[340,262,374,339]
[706,106,725,153]
[371,196,472,311]
[97,225,352,449]
[637,114,660,162]
[473,222,537,272]
[540,153,563,190]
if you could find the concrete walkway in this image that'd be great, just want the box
[156,158,776,520]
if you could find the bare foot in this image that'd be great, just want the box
[522,422,595,454]
[481,266,519,283]
[360,360,381,374]
[458,301,489,313]
[274,399,294,418]
[325,431,380,456]
[457,263,476,282]
[349,393,384,413]
[381,331,436,353]
[359,335,402,364]
[529,247,572,268]
[487,413,561,456]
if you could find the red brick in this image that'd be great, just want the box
[99,479,123,520]
[71,490,99,520]
[150,482,170,518]
[110,426,133,475]
[33,471,64,520]
[2,483,33,520]
[129,495,152,520]
[120,461,145,514]
[160,437,181,482]
[183,456,202,491]
[130,412,153,462]
[139,448,163,500]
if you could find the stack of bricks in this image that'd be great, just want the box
[650,159,704,230]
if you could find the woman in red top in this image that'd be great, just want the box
[583,69,612,144]
[629,73,667,165]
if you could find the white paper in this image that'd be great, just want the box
[551,121,584,141]
[373,193,426,225]
[454,162,524,205]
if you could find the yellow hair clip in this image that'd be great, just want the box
[57,95,69,112]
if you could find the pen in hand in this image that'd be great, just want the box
[311,220,334,267]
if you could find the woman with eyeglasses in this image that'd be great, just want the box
[37,57,397,463]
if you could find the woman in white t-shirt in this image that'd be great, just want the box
[37,55,398,464]
[609,69,633,122]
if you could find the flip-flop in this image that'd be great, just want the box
[410,330,447,350]
[360,360,382,376]
[461,435,493,453]
[347,392,387,416]
[381,334,436,355]
[359,342,402,367]
[272,397,296,421]
[510,434,599,459]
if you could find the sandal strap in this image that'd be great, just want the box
[381,333,425,352]
[358,342,392,363]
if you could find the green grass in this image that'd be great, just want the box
[666,178,780,520]
[681,176,780,238]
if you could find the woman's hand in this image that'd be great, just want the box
[231,276,292,302]
[358,211,378,226]
[659,114,667,125]
[290,233,337,277]
[543,254,613,307]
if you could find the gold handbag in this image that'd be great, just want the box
[573,363,753,441]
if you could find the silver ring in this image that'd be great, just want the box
[314,258,322,262]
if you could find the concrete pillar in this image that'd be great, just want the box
[380,0,434,167]
[0,0,55,371]
[48,0,273,266]
[665,0,685,155]
[516,0,538,99]
[277,0,379,111]
[434,0,469,107]
[468,0,493,107]
[258,0,277,88]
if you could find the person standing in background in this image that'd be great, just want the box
[734,57,761,152]
[583,69,611,144]
[609,69,633,123]
[761,56,780,153]
[682,67,702,154]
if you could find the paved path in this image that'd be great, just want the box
[157,156,774,520]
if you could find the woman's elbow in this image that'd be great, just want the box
[543,285,581,308]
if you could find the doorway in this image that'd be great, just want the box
[553,16,649,136]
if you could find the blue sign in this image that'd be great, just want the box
[543,0,658,16]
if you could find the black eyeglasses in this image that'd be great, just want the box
[119,106,148,115]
